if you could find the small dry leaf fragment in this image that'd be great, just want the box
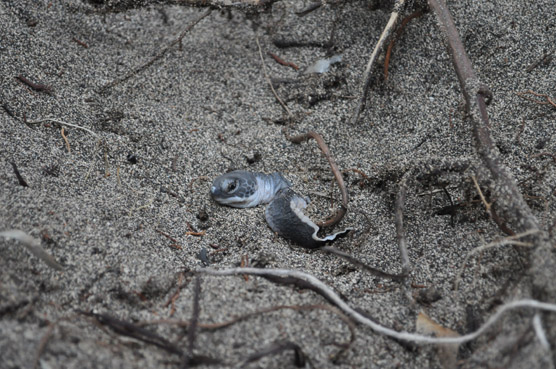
[0,230,63,271]
[416,312,460,369]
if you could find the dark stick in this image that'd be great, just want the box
[79,311,183,356]
[286,130,348,227]
[321,246,406,281]
[16,75,53,95]
[11,162,29,187]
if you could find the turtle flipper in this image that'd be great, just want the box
[265,189,351,249]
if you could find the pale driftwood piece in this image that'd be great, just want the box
[1,230,63,271]
[201,267,556,345]
[351,0,407,124]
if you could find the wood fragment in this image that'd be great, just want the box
[79,311,183,355]
[185,230,205,236]
[240,254,249,281]
[1,230,63,270]
[416,312,460,369]
[61,127,71,153]
[155,229,183,249]
[72,37,89,48]
[187,276,201,358]
[351,0,407,124]
[10,162,28,187]
[16,75,53,95]
[268,52,299,70]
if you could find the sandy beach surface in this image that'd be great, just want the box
[1,0,555,368]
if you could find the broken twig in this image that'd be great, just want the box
[201,267,556,345]
[351,0,407,124]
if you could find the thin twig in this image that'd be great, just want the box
[351,0,407,124]
[0,230,63,271]
[101,9,212,91]
[453,229,539,291]
[255,35,292,118]
[79,311,183,355]
[384,9,424,80]
[471,175,491,215]
[321,246,406,281]
[201,267,556,344]
[516,90,556,109]
[60,127,71,153]
[139,303,356,360]
[240,341,307,368]
[16,75,53,95]
[533,313,550,350]
[32,322,57,369]
[10,162,28,187]
[26,117,98,138]
[395,172,411,276]
[286,131,348,227]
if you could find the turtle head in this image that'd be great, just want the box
[210,171,258,208]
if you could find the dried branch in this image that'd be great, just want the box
[321,246,406,281]
[427,0,556,306]
[428,0,536,231]
[187,276,201,356]
[351,0,407,124]
[79,311,183,355]
[201,267,556,345]
[453,229,539,292]
[285,130,348,227]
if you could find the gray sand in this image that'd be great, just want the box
[1,0,555,368]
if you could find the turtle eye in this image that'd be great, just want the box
[226,180,237,192]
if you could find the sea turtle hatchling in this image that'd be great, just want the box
[210,170,351,249]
